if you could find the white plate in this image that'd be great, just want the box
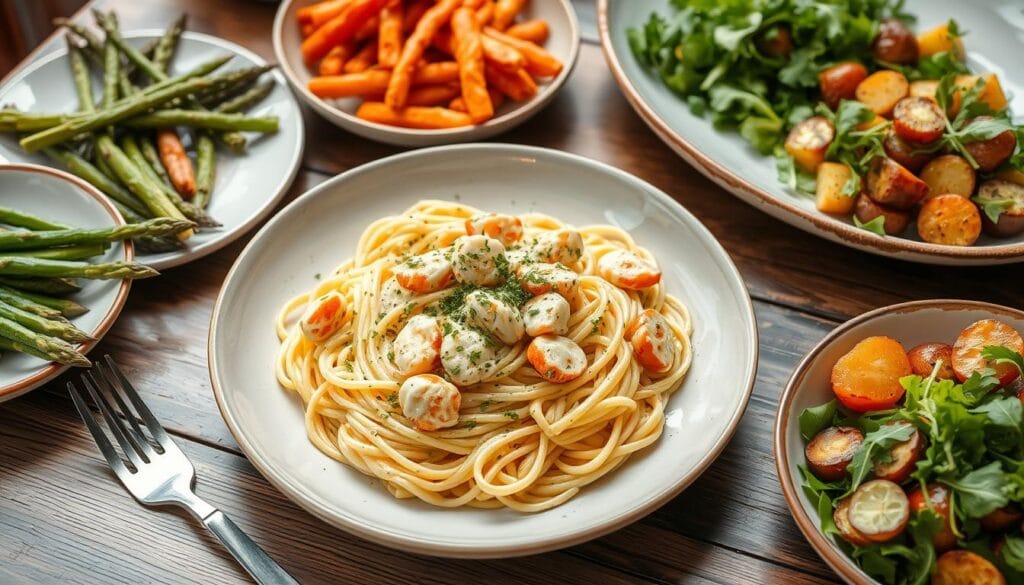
[0,30,304,270]
[209,143,758,557]
[273,0,580,147]
[599,0,1024,265]
[0,163,130,402]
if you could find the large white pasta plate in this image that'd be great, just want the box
[209,143,757,557]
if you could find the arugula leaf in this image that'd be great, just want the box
[1003,536,1024,572]
[945,461,1009,518]
[982,346,1024,376]
[799,464,842,534]
[973,197,1015,224]
[775,150,817,193]
[970,396,1023,429]
[713,12,762,51]
[957,369,1002,405]
[800,400,838,440]
[854,215,887,236]
[844,423,915,495]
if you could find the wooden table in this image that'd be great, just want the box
[2,1,1021,583]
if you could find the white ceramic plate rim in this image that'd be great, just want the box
[0,29,305,271]
[271,0,581,139]
[208,143,759,557]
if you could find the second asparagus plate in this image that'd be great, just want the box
[0,30,304,270]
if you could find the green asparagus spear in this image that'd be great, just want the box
[120,135,220,228]
[0,208,70,231]
[0,285,65,320]
[95,135,190,229]
[194,133,216,209]
[197,65,275,107]
[4,244,108,262]
[138,133,174,189]
[20,76,217,152]
[0,315,90,366]
[153,14,187,74]
[0,257,159,280]
[0,276,81,296]
[0,217,194,251]
[216,80,275,114]
[67,39,96,113]
[43,147,151,218]
[125,110,279,132]
[0,285,87,317]
[102,36,120,108]
[0,300,92,343]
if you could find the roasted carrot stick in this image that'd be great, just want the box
[302,0,388,65]
[434,28,524,72]
[156,129,196,199]
[452,7,492,123]
[298,0,352,27]
[484,27,561,77]
[476,0,495,26]
[406,84,462,106]
[385,0,461,109]
[492,0,525,30]
[484,64,536,101]
[355,15,380,41]
[301,22,317,38]
[308,62,460,98]
[378,1,404,68]
[344,39,379,73]
[403,1,429,32]
[505,19,548,44]
[356,102,473,128]
[318,44,353,76]
[450,87,503,112]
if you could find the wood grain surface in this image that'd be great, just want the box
[1,0,1019,583]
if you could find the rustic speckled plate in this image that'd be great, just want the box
[775,299,1024,584]
[599,0,1024,265]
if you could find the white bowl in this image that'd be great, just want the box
[0,163,131,402]
[273,0,581,147]
[0,30,304,270]
[209,143,758,557]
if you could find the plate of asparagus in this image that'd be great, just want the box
[0,162,191,402]
[0,10,304,270]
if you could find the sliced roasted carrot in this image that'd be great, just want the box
[302,0,389,65]
[952,319,1024,386]
[483,27,562,77]
[491,0,525,30]
[356,102,474,129]
[308,62,460,98]
[156,129,196,199]
[377,0,404,68]
[451,7,493,124]
[830,336,911,412]
[385,0,462,109]
[485,65,536,101]
[505,19,548,44]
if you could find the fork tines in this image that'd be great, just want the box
[68,355,171,477]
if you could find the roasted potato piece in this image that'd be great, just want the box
[856,70,910,116]
[815,162,856,214]
[957,73,1009,113]
[980,506,1023,533]
[907,342,956,380]
[917,194,982,246]
[952,319,1024,386]
[819,62,869,110]
[872,422,925,483]
[872,18,919,64]
[785,116,834,172]
[754,24,792,58]
[831,336,911,412]
[883,130,934,173]
[963,117,1017,172]
[909,79,939,101]
[917,22,965,60]
[975,179,1024,237]
[908,484,958,552]
[848,479,910,543]
[920,155,976,199]
[805,426,863,481]
[865,157,929,209]
[933,550,1006,585]
[854,193,911,236]
[892,97,945,144]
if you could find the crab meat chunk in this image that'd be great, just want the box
[626,309,675,373]
[519,262,580,298]
[299,291,347,342]
[393,249,454,294]
[441,322,497,386]
[398,374,462,431]
[392,315,442,376]
[598,249,662,290]
[531,229,584,265]
[522,293,570,336]
[527,335,587,383]
[451,235,506,287]
[465,213,524,245]
[464,290,524,345]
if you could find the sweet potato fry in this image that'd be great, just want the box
[318,44,353,76]
[506,19,548,44]
[356,102,473,128]
[308,62,460,98]
[385,0,462,109]
[406,84,461,107]
[485,65,536,101]
[452,7,493,123]
[299,0,351,26]
[378,1,404,68]
[302,0,389,65]
[492,0,525,30]
[344,39,379,73]
[156,129,196,199]
[484,27,562,77]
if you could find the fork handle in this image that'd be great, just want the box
[204,511,300,585]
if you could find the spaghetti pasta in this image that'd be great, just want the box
[275,200,692,512]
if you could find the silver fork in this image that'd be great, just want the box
[69,355,299,585]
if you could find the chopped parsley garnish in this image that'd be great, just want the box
[504,411,519,420]
[479,400,493,412]
[387,392,399,408]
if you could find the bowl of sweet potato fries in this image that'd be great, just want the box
[273,0,580,146]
